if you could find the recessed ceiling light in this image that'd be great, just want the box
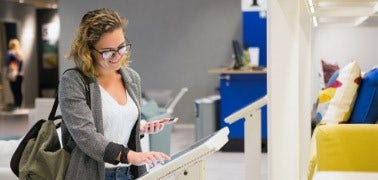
[354,16,368,26]
[312,16,318,27]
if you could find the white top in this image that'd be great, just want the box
[99,85,138,168]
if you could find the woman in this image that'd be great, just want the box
[59,8,170,180]
[6,38,23,110]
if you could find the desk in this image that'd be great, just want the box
[208,68,266,74]
[209,68,267,152]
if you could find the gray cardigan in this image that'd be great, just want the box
[59,67,147,180]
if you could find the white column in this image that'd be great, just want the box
[298,0,313,179]
[267,0,313,179]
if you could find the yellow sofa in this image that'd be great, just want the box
[308,124,378,179]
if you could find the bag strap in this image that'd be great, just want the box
[48,68,91,121]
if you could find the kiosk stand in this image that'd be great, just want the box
[138,127,229,180]
[224,95,267,180]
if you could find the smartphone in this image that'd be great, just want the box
[147,118,179,128]
[162,117,179,125]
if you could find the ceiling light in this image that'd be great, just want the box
[312,16,318,27]
[307,0,313,8]
[310,6,315,14]
[307,0,315,14]
[373,3,378,12]
[354,16,368,26]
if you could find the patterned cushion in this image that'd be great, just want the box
[314,71,339,124]
[349,67,378,124]
[326,70,339,88]
[316,87,337,123]
[321,60,339,86]
[320,61,361,124]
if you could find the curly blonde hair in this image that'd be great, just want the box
[67,8,129,77]
[8,39,20,50]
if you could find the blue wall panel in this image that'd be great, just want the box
[242,11,267,66]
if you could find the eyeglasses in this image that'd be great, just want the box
[92,43,131,61]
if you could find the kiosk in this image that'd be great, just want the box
[138,127,229,180]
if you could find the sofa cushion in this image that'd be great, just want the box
[326,70,339,88]
[308,127,320,180]
[321,59,339,86]
[314,70,339,124]
[316,124,378,172]
[0,139,20,168]
[316,87,336,123]
[349,67,378,124]
[320,61,361,124]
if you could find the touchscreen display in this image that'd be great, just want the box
[138,127,229,180]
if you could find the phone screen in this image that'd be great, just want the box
[147,118,179,129]
[164,117,179,124]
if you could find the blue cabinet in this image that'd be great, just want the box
[216,71,267,151]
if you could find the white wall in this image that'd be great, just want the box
[311,27,378,101]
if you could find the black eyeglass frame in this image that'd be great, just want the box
[92,43,132,61]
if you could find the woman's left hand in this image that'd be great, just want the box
[140,118,170,134]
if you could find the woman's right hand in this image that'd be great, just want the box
[127,150,170,166]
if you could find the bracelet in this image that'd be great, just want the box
[120,147,126,163]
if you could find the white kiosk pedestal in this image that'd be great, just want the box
[137,127,229,180]
[224,95,267,180]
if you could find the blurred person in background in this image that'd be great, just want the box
[6,38,23,111]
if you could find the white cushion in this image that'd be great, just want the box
[321,61,361,124]
[0,139,20,179]
[0,139,20,168]
[0,167,18,180]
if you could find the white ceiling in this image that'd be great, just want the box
[309,0,378,27]
[3,0,378,27]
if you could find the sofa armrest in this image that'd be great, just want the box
[308,127,319,180]
[316,124,378,172]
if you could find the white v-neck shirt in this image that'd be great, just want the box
[99,85,138,148]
